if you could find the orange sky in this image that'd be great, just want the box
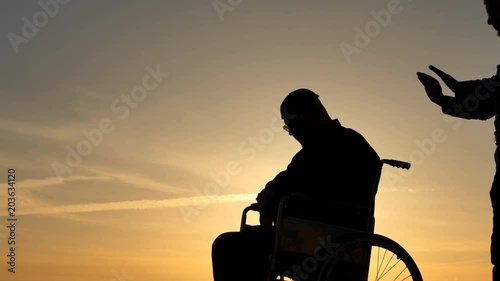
[1,1,500,280]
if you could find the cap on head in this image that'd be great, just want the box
[280,88,320,121]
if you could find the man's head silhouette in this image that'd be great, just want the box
[280,88,332,145]
[485,0,500,35]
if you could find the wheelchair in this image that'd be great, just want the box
[240,159,423,281]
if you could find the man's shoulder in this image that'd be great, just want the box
[333,121,369,141]
[333,121,379,157]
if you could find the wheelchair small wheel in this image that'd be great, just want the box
[317,233,423,281]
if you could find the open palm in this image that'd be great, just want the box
[416,72,444,105]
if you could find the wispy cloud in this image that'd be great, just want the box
[16,175,113,189]
[18,193,257,215]
[431,259,484,266]
[378,187,435,193]
[0,175,115,213]
[85,168,191,195]
[0,117,87,142]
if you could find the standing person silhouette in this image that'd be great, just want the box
[211,88,380,281]
[416,1,500,279]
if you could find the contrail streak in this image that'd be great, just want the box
[18,193,257,215]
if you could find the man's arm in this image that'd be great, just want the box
[440,79,496,120]
[417,65,499,120]
[256,151,310,225]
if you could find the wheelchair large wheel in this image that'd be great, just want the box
[317,233,422,281]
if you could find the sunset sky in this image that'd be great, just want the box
[1,1,500,280]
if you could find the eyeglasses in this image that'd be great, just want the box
[283,123,297,133]
[282,116,301,133]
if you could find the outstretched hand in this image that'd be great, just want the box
[416,69,444,106]
[428,65,459,92]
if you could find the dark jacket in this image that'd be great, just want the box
[440,65,500,141]
[257,119,380,226]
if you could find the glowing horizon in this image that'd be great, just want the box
[1,1,499,280]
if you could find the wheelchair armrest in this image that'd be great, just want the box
[275,193,372,231]
[240,203,260,231]
[280,193,368,214]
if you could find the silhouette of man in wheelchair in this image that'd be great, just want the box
[211,88,382,281]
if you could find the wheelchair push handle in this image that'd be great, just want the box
[381,159,411,170]
[248,203,260,211]
[240,203,260,231]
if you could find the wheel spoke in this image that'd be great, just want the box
[384,262,406,281]
[378,252,395,279]
[401,274,412,281]
[318,234,422,281]
[376,248,387,280]
[376,246,381,278]
[378,254,406,280]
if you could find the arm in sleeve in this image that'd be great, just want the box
[440,66,500,120]
[256,151,315,222]
[257,154,305,204]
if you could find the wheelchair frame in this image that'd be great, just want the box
[240,159,422,281]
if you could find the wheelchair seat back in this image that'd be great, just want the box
[270,195,374,278]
